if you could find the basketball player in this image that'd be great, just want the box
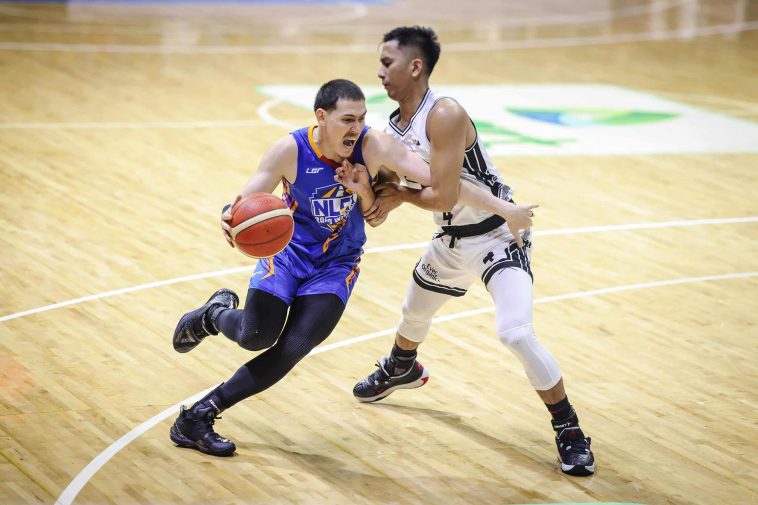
[169,79,537,456]
[351,27,596,476]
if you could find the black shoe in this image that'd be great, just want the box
[169,399,236,457]
[173,289,239,353]
[353,356,429,403]
[553,419,595,476]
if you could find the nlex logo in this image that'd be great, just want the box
[310,184,356,230]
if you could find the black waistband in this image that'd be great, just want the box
[439,213,506,239]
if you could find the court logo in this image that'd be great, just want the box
[259,84,758,156]
[506,108,677,127]
[310,183,356,231]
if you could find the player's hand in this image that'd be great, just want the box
[503,203,538,248]
[363,182,404,224]
[221,194,241,247]
[335,160,371,198]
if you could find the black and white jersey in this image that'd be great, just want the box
[386,88,513,228]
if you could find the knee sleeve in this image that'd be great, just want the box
[397,277,454,343]
[397,314,432,343]
[498,323,562,391]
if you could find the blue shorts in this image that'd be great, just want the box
[248,246,361,306]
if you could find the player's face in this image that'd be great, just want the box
[378,40,414,100]
[322,99,367,159]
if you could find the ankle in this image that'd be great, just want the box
[390,344,417,375]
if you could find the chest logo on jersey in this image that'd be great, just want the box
[401,136,422,151]
[305,167,323,174]
[310,183,357,231]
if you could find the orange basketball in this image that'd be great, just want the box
[229,193,294,258]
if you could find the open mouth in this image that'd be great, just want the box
[342,138,356,149]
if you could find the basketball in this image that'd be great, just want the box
[229,193,294,258]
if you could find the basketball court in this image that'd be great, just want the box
[1,1,756,504]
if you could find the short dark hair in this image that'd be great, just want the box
[383,26,441,76]
[313,79,365,112]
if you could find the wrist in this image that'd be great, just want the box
[357,188,374,201]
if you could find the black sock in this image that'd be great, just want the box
[195,384,228,413]
[546,396,577,425]
[206,305,227,334]
[390,344,417,375]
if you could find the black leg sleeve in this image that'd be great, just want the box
[216,288,288,351]
[218,293,346,408]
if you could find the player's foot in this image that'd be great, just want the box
[169,399,236,457]
[172,289,239,353]
[353,356,429,402]
[553,420,595,476]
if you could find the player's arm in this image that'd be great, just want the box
[333,160,380,226]
[363,102,465,211]
[221,135,297,247]
[422,98,468,209]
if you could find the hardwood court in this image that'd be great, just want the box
[1,1,757,504]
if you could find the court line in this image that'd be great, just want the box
[53,269,758,505]
[256,97,295,130]
[0,119,267,130]
[0,0,683,33]
[1,21,755,54]
[2,216,757,324]
[0,2,369,24]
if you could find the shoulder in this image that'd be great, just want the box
[268,133,299,161]
[257,133,299,183]
[429,97,468,126]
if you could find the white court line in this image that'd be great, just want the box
[0,0,682,33]
[53,270,758,505]
[0,119,266,130]
[256,97,295,130]
[2,216,757,324]
[2,21,756,54]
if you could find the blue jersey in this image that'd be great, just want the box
[248,125,371,306]
[283,125,370,259]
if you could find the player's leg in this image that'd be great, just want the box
[172,253,297,353]
[172,288,240,353]
[170,293,345,456]
[353,239,473,402]
[215,288,288,351]
[214,293,346,408]
[485,256,594,476]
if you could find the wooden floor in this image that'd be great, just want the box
[1,1,757,504]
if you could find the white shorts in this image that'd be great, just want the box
[411,225,531,296]
[398,227,563,391]
[398,224,532,342]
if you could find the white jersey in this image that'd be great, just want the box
[385,88,513,229]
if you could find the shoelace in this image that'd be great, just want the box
[559,428,590,454]
[195,411,228,442]
[369,358,392,384]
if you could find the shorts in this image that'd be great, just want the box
[248,246,361,306]
[412,225,532,296]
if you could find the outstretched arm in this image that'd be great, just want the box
[457,182,536,247]
[362,129,537,245]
